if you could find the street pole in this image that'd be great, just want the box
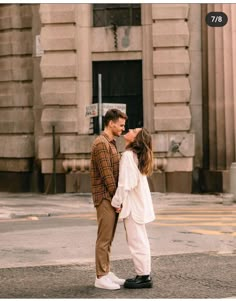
[52,124,56,194]
[98,74,102,134]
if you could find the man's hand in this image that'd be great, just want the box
[115,207,122,213]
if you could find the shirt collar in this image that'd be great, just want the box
[101,131,116,144]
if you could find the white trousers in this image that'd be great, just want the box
[124,215,151,275]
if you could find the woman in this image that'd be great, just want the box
[111,128,155,289]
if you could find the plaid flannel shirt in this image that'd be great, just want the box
[90,132,120,207]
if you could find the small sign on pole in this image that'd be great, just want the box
[86,103,126,117]
[102,103,126,115]
[85,104,98,117]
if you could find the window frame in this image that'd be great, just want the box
[93,4,141,27]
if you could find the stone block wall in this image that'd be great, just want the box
[0,3,234,194]
[37,4,200,193]
[39,4,78,178]
[0,4,204,193]
[0,5,34,174]
[39,4,92,192]
[152,4,191,133]
[151,4,199,191]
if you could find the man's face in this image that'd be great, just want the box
[110,118,126,137]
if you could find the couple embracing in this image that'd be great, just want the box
[90,109,155,290]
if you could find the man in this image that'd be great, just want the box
[90,109,128,290]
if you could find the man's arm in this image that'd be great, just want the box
[94,142,117,197]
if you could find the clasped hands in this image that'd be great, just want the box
[111,198,122,213]
[114,207,122,213]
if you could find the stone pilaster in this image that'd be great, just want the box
[233,5,236,158]
[202,4,236,192]
[39,3,77,138]
[188,4,203,168]
[206,4,236,170]
[141,4,154,133]
[39,4,94,192]
[75,4,92,134]
[152,4,191,134]
[151,4,194,192]
[0,5,34,172]
[39,4,77,177]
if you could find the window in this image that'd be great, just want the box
[93,4,141,27]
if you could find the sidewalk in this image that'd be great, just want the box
[0,192,234,220]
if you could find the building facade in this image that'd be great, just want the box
[0,4,235,193]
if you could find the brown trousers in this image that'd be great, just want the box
[95,199,119,277]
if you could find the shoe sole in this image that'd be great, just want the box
[124,282,153,289]
[114,281,125,286]
[95,284,120,290]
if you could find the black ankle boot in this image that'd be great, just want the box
[124,275,153,289]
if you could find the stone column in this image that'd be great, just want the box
[39,4,77,192]
[75,4,92,134]
[141,4,154,132]
[231,5,236,159]
[203,4,236,192]
[207,4,235,170]
[151,4,194,193]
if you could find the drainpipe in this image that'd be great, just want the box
[52,124,56,194]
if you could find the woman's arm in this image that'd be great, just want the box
[111,186,128,209]
[111,151,139,209]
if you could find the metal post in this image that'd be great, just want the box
[98,74,102,134]
[52,124,56,194]
[230,162,236,201]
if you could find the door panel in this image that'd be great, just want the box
[93,60,143,133]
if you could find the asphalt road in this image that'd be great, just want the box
[0,193,235,298]
[0,253,235,298]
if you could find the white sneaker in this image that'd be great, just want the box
[95,274,120,290]
[108,272,125,286]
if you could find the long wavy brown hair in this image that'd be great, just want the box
[126,128,153,176]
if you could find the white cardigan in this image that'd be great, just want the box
[111,150,155,224]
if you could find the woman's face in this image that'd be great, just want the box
[123,128,142,143]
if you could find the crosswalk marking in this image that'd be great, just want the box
[0,213,97,223]
[156,216,235,220]
[1,206,235,238]
[190,229,236,236]
[152,222,236,226]
[153,205,236,236]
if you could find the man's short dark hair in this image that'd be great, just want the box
[104,109,128,127]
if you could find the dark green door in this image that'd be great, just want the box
[92,60,143,133]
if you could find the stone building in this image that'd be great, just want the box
[0,3,235,193]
